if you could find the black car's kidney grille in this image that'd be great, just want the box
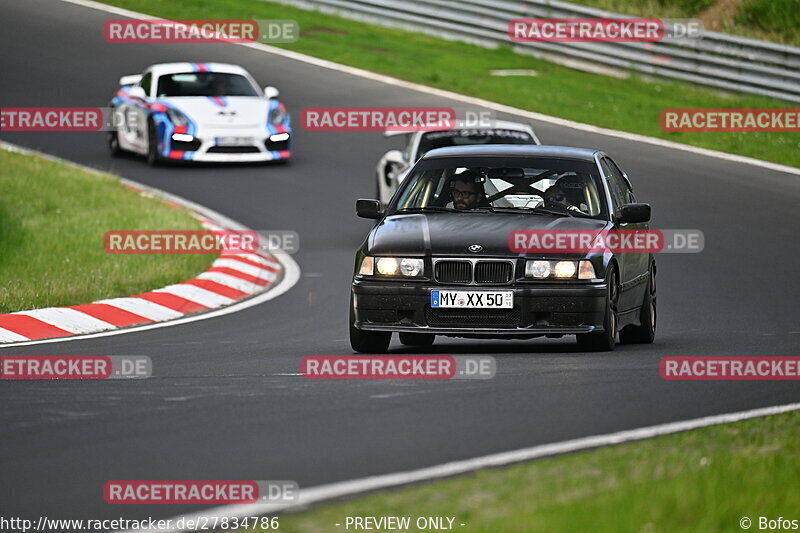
[425,306,521,328]
[474,261,512,284]
[434,260,513,284]
[435,261,472,284]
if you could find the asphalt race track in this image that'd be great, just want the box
[1,0,799,522]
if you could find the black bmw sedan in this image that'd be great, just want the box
[350,145,656,353]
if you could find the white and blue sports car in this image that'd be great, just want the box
[109,62,291,164]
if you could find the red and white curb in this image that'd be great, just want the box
[0,141,300,346]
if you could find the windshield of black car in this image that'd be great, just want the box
[417,129,534,158]
[389,156,607,219]
[155,72,260,98]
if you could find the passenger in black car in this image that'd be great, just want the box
[543,185,582,213]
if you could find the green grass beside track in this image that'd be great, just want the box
[0,149,213,313]
[571,0,800,47]
[99,0,800,169]
[257,410,800,532]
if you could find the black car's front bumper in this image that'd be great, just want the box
[352,279,608,337]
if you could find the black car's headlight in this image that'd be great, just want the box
[359,256,424,277]
[525,259,596,280]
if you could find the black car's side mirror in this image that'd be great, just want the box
[356,199,383,219]
[616,203,651,224]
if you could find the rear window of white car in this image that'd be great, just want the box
[418,129,535,158]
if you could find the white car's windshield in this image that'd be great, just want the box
[390,156,607,219]
[417,129,535,158]
[156,72,260,97]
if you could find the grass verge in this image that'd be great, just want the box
[570,0,800,47]
[98,0,799,168]
[258,410,800,532]
[0,148,214,313]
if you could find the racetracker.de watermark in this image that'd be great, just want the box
[301,356,496,379]
[1,107,139,132]
[104,19,299,43]
[104,230,260,254]
[255,230,300,254]
[103,480,298,504]
[660,357,800,380]
[508,229,704,254]
[508,18,702,42]
[0,356,151,379]
[661,108,800,132]
[300,107,457,131]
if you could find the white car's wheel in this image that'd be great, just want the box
[146,120,162,166]
[108,130,122,157]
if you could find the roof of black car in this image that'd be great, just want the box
[422,145,600,161]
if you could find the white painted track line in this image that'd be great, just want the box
[118,401,800,532]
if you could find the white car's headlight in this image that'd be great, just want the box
[361,256,424,277]
[269,132,290,142]
[269,106,287,125]
[171,133,194,142]
[525,259,595,279]
[166,107,190,127]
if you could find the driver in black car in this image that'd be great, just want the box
[451,171,486,210]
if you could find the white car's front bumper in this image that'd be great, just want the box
[165,129,291,162]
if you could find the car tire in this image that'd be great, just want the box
[576,267,618,352]
[399,332,435,347]
[349,296,391,354]
[146,119,162,167]
[619,263,656,344]
[108,130,122,157]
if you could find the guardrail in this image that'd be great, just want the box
[273,0,800,102]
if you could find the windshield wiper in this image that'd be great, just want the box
[485,206,574,217]
[485,206,534,214]
[531,207,575,217]
[394,206,454,213]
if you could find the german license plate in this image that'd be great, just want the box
[217,136,254,146]
[430,290,513,309]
